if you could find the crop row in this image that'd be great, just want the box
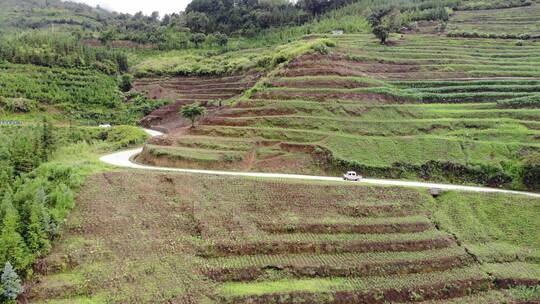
[204,254,472,282]
[218,266,489,298]
[200,235,454,257]
[203,247,468,269]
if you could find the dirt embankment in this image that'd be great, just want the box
[200,237,455,258]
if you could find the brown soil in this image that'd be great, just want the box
[204,254,473,282]
[278,67,370,77]
[338,204,420,218]
[200,237,455,257]
[494,278,540,289]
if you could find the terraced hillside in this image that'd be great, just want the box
[449,0,540,38]
[27,172,540,303]
[135,72,262,131]
[138,33,540,190]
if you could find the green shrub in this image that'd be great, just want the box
[103,126,149,149]
[522,153,540,190]
[119,74,133,92]
[0,97,38,113]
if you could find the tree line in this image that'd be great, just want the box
[0,32,128,74]
[0,122,76,301]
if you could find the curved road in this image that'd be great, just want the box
[99,129,540,198]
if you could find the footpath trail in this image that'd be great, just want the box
[99,129,540,198]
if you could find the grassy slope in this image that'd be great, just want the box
[0,0,110,31]
[428,191,540,262]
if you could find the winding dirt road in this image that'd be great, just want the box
[99,129,540,198]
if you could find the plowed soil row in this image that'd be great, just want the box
[257,221,432,234]
[217,107,297,118]
[278,68,473,80]
[134,73,259,85]
[338,204,420,218]
[270,79,379,89]
[221,278,492,304]
[158,84,250,92]
[204,255,473,282]
[200,237,455,257]
[278,67,370,78]
[286,60,420,73]
[252,90,406,103]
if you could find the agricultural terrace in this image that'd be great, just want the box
[449,0,540,38]
[28,172,540,303]
[138,33,540,191]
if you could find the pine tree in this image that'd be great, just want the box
[0,199,28,272]
[0,187,13,230]
[1,261,23,301]
[40,117,55,161]
[26,201,50,254]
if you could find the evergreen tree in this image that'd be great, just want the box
[0,187,13,229]
[0,198,28,271]
[40,117,55,162]
[1,262,23,301]
[25,200,50,254]
[9,130,41,176]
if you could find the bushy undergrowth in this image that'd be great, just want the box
[0,124,147,279]
[0,97,39,114]
[0,64,171,124]
[134,38,336,76]
[0,32,128,74]
[328,156,514,188]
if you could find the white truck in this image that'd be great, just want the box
[343,171,362,181]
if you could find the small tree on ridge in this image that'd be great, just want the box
[367,7,402,44]
[180,103,207,128]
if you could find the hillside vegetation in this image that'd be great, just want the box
[140,32,540,190]
[1,0,539,303]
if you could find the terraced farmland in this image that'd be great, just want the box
[139,33,540,190]
[449,0,540,38]
[135,72,262,131]
[27,172,540,303]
